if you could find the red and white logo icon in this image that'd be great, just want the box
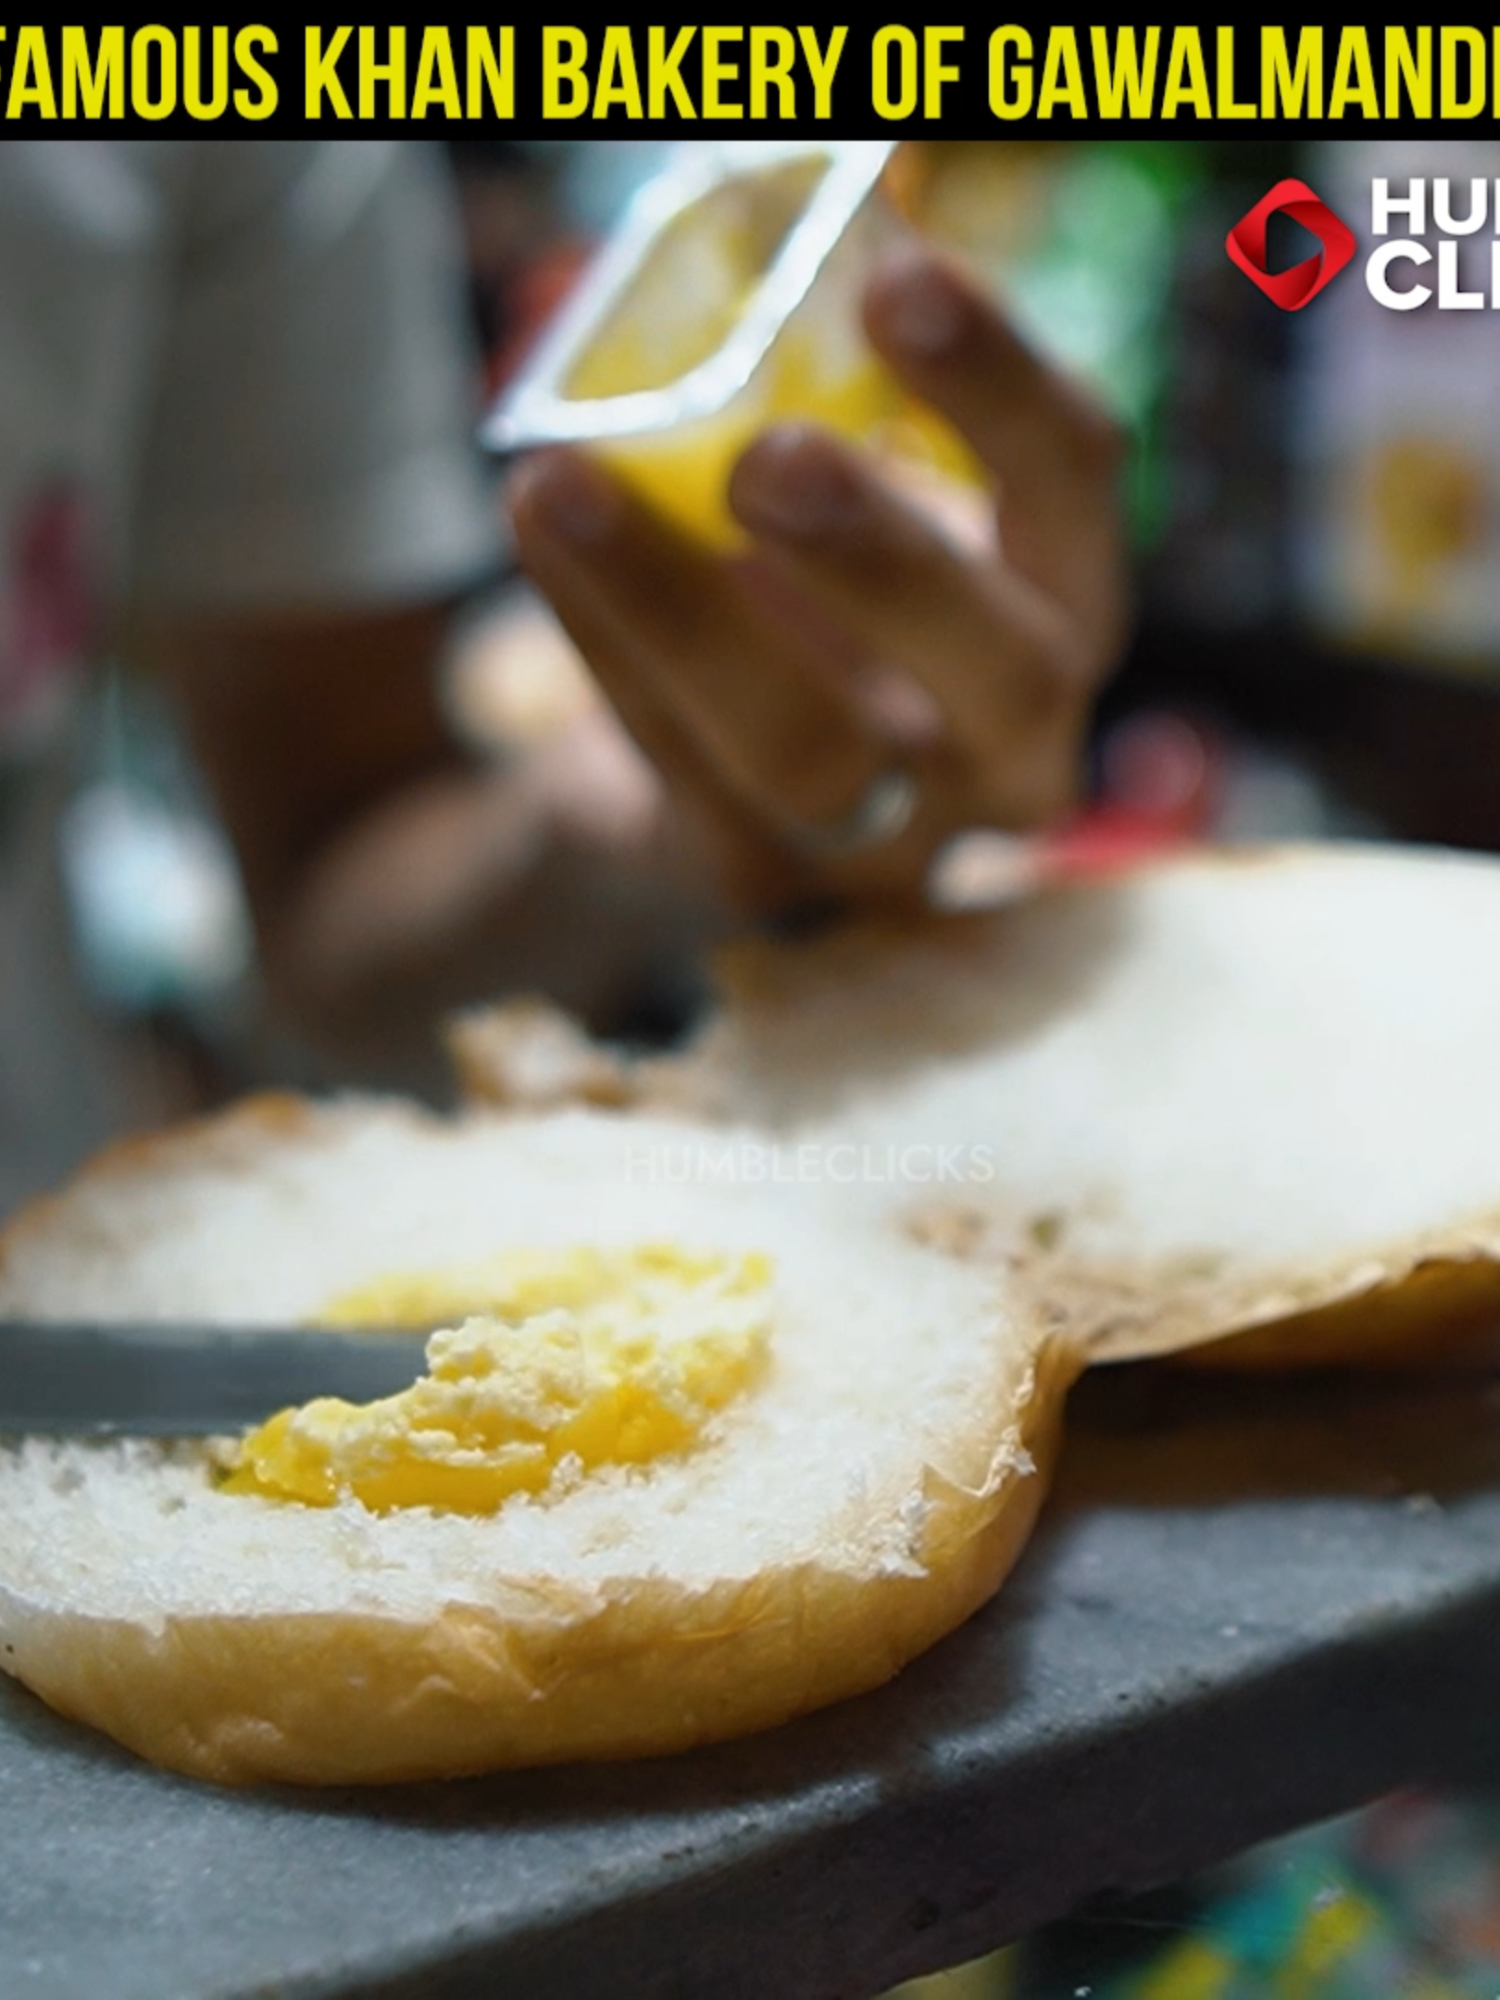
[1226,179,1357,311]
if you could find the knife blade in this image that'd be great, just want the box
[0,1321,433,1436]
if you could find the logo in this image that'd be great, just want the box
[1226,179,1358,311]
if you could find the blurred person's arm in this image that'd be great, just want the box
[511,241,1129,920]
[142,594,703,1066]
[127,141,706,1067]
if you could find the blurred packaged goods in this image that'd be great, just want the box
[1144,141,1300,634]
[1293,140,1500,674]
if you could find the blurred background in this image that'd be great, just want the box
[63,136,1500,1115]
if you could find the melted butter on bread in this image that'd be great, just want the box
[314,1241,752,1333]
[223,1246,773,1514]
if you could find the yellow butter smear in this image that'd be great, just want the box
[558,151,980,546]
[222,1247,772,1516]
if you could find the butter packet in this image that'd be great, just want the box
[482,139,977,545]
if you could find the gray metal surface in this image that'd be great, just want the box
[4,1366,1500,1999]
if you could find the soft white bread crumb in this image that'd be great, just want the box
[650,844,1500,1366]
[0,1104,1068,1784]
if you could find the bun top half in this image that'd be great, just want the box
[457,843,1500,1368]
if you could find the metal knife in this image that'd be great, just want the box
[0,1320,433,1436]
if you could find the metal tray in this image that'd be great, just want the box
[5,1365,1499,1998]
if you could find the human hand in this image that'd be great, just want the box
[508,241,1129,921]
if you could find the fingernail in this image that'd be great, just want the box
[870,248,968,359]
[511,448,620,546]
[730,427,860,538]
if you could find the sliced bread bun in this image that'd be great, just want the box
[620,843,1500,1368]
[0,1100,1068,1785]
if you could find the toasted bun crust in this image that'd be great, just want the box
[0,1339,1070,1787]
[0,1103,1070,1785]
[445,998,634,1112]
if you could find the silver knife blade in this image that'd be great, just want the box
[0,1320,433,1436]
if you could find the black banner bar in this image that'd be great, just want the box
[5,21,1500,137]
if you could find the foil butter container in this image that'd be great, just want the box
[483,139,976,545]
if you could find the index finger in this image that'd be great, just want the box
[863,245,1128,656]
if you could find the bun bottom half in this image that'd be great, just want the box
[0,1340,1072,1786]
